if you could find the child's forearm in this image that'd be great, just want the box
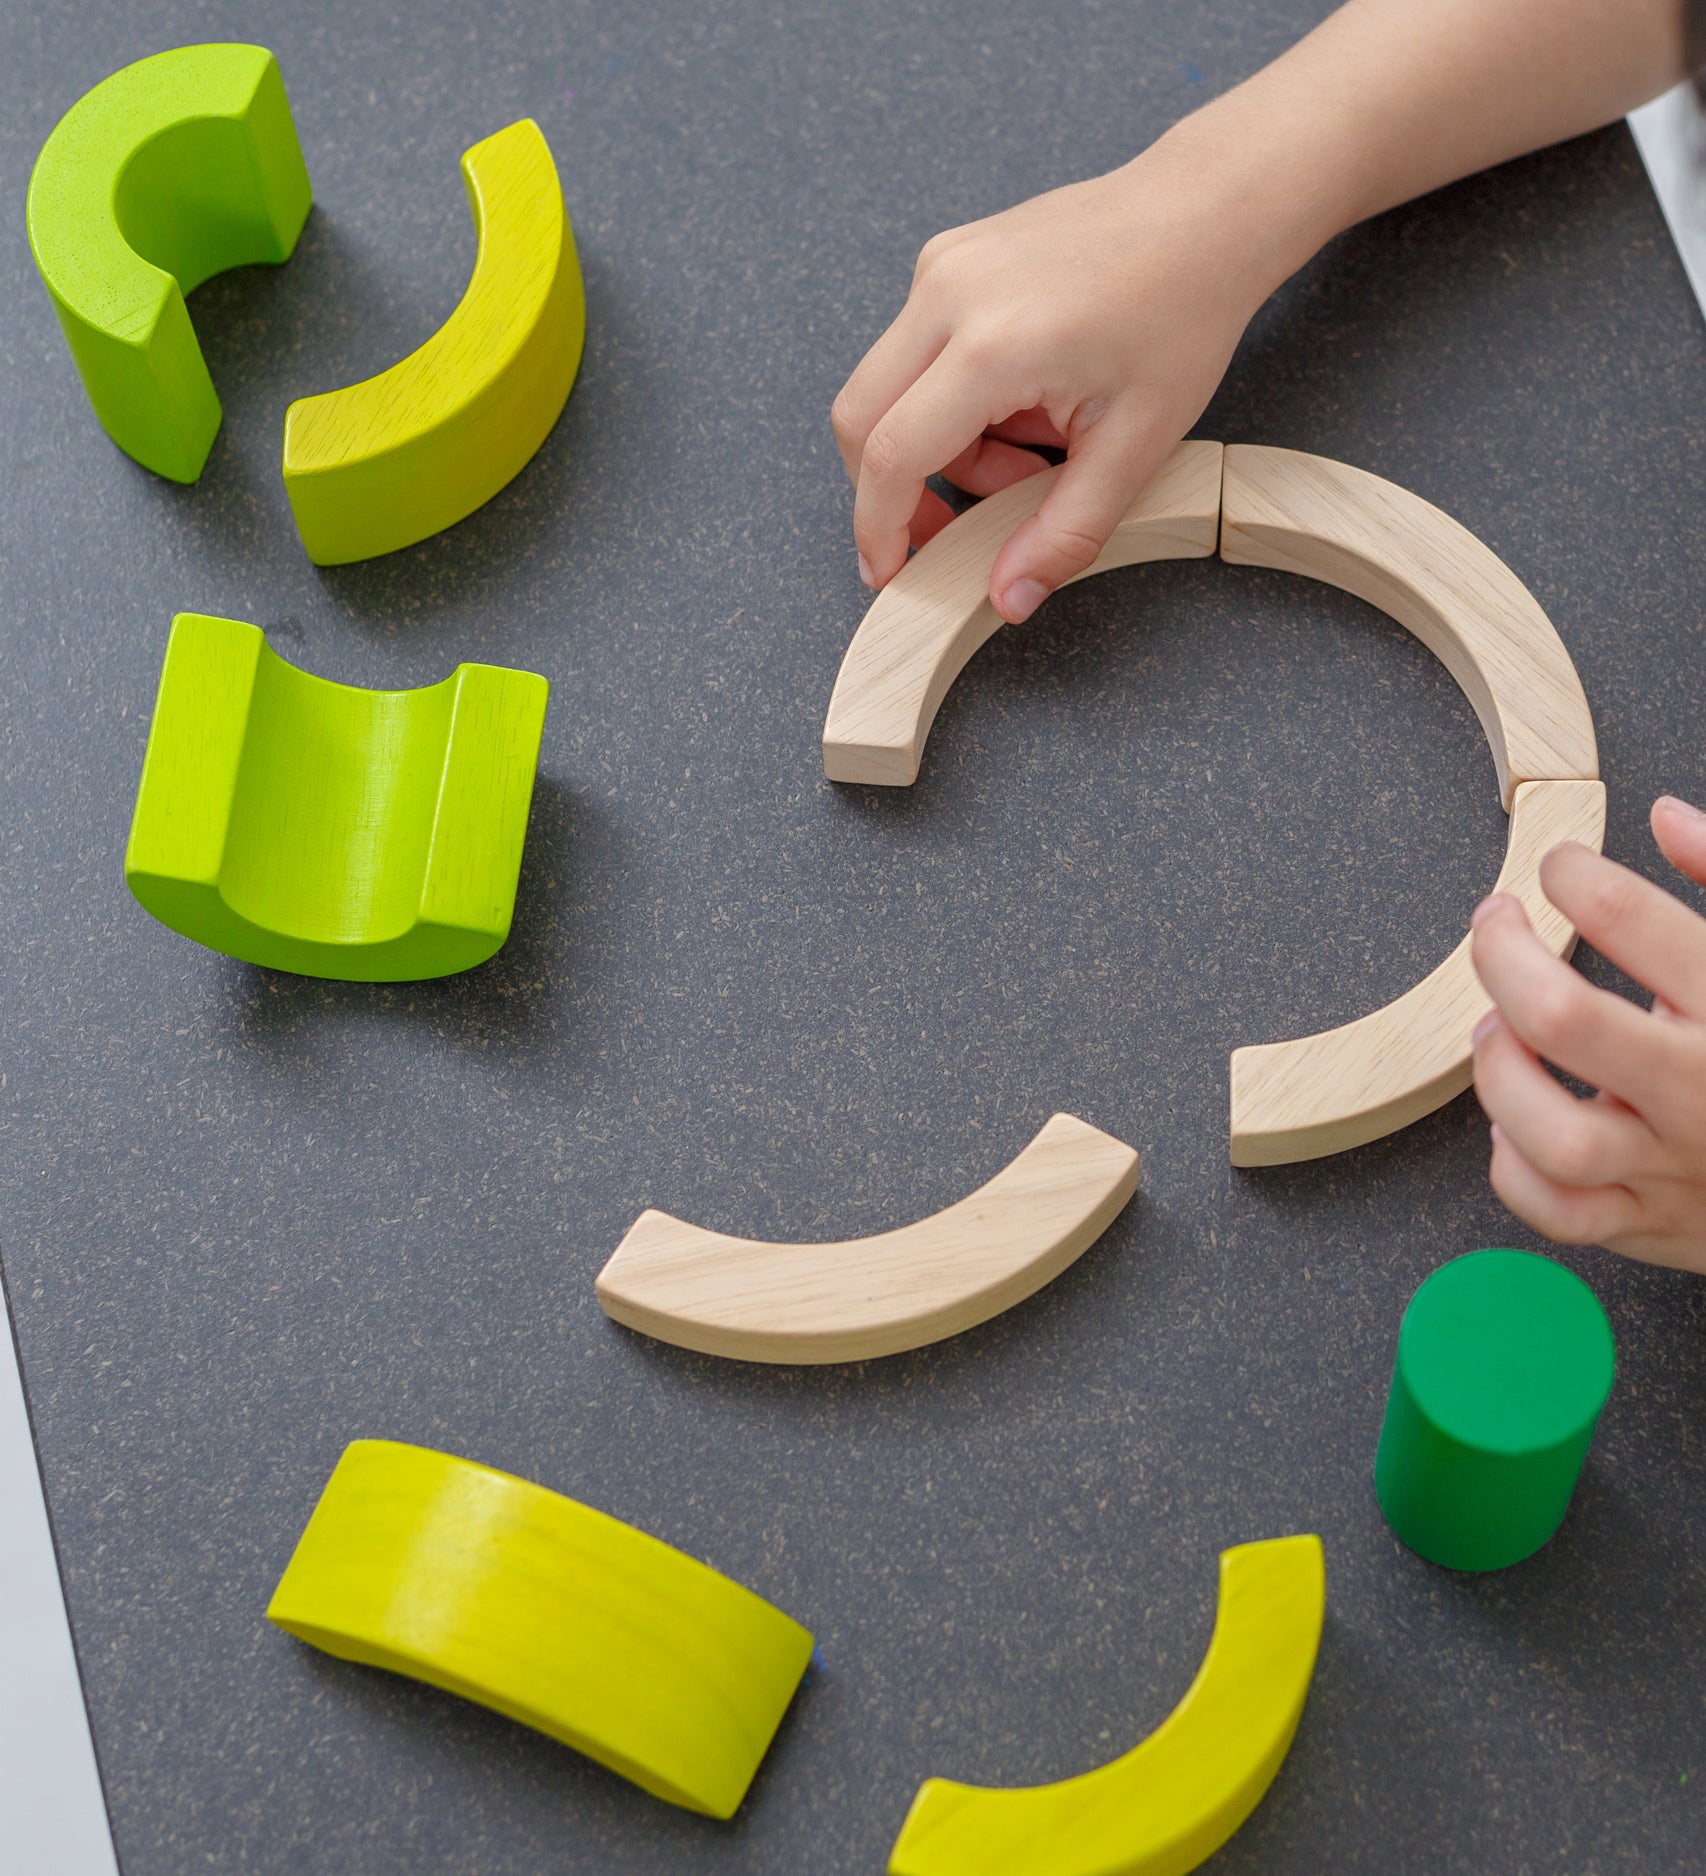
[1155,0,1691,309]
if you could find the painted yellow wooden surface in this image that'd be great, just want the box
[267,1441,814,1818]
[282,118,583,564]
[887,1535,1325,1876]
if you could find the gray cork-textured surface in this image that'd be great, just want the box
[3,1,1705,1869]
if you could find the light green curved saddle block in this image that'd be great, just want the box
[27,44,312,482]
[126,614,548,981]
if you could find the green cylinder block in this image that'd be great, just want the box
[1375,1249,1615,1572]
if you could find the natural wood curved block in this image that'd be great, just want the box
[26,44,312,482]
[1219,445,1597,807]
[596,1113,1140,1364]
[125,613,547,981]
[283,118,584,565]
[1231,778,1606,1167]
[887,1535,1325,1876]
[822,441,1223,785]
[267,1440,813,1818]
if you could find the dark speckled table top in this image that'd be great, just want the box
[3,2,1705,1870]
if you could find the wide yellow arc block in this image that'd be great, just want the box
[887,1535,1325,1876]
[282,118,584,565]
[267,1441,814,1818]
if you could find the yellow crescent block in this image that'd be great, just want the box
[282,118,584,565]
[266,1440,814,1818]
[887,1534,1325,1876]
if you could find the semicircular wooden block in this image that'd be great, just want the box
[887,1534,1326,1876]
[823,440,1225,785]
[26,44,312,482]
[595,1113,1140,1364]
[266,1439,814,1819]
[822,443,1602,1165]
[124,612,548,981]
[282,117,584,565]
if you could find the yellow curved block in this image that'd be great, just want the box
[282,118,584,565]
[266,1441,813,1818]
[888,1535,1325,1876]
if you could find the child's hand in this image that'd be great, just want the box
[1470,797,1706,1273]
[830,129,1300,623]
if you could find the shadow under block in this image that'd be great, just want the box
[822,441,1224,785]
[821,442,1602,1166]
[1375,1250,1615,1572]
[596,1113,1140,1364]
[1229,777,1606,1166]
[26,44,311,483]
[887,1535,1325,1876]
[125,613,547,981]
[282,118,584,565]
[266,1441,814,1818]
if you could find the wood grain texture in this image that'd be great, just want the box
[1230,779,1606,1168]
[1219,446,1598,808]
[595,1113,1140,1363]
[822,441,1224,785]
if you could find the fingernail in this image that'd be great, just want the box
[998,578,1049,624]
[1657,794,1706,820]
[1470,894,1507,929]
[857,555,875,588]
[1471,1011,1501,1047]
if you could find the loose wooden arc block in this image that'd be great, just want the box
[283,118,584,565]
[125,613,547,982]
[1219,445,1597,807]
[887,1534,1326,1876]
[267,1440,814,1818]
[596,1113,1141,1364]
[1231,778,1607,1167]
[822,441,1224,785]
[26,44,312,483]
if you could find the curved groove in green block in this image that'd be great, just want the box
[125,614,548,981]
[267,1441,815,1818]
[27,44,312,482]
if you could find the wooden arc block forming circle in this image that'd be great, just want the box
[124,613,548,982]
[595,1113,1141,1364]
[282,118,585,566]
[886,1534,1326,1876]
[818,442,1603,1166]
[822,440,1225,785]
[26,44,313,483]
[1231,777,1607,1167]
[266,1440,814,1819]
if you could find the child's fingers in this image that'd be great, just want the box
[908,488,957,550]
[830,308,948,488]
[1470,894,1695,1121]
[1487,1126,1642,1248]
[938,434,1053,499]
[1536,841,1706,1023]
[1472,1014,1661,1188]
[986,403,1172,623]
[851,352,1016,587]
[1653,794,1706,891]
[986,407,1070,449]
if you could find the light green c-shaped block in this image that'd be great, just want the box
[268,1441,815,1818]
[27,44,312,482]
[125,614,548,982]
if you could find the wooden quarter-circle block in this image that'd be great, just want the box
[886,1534,1326,1876]
[26,44,312,482]
[283,118,584,565]
[1230,777,1607,1166]
[823,441,1224,785]
[596,1113,1140,1363]
[267,1440,814,1818]
[1219,445,1597,806]
[125,613,548,981]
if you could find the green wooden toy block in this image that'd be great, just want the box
[1374,1248,1616,1572]
[268,1441,814,1818]
[27,44,312,483]
[125,614,548,982]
